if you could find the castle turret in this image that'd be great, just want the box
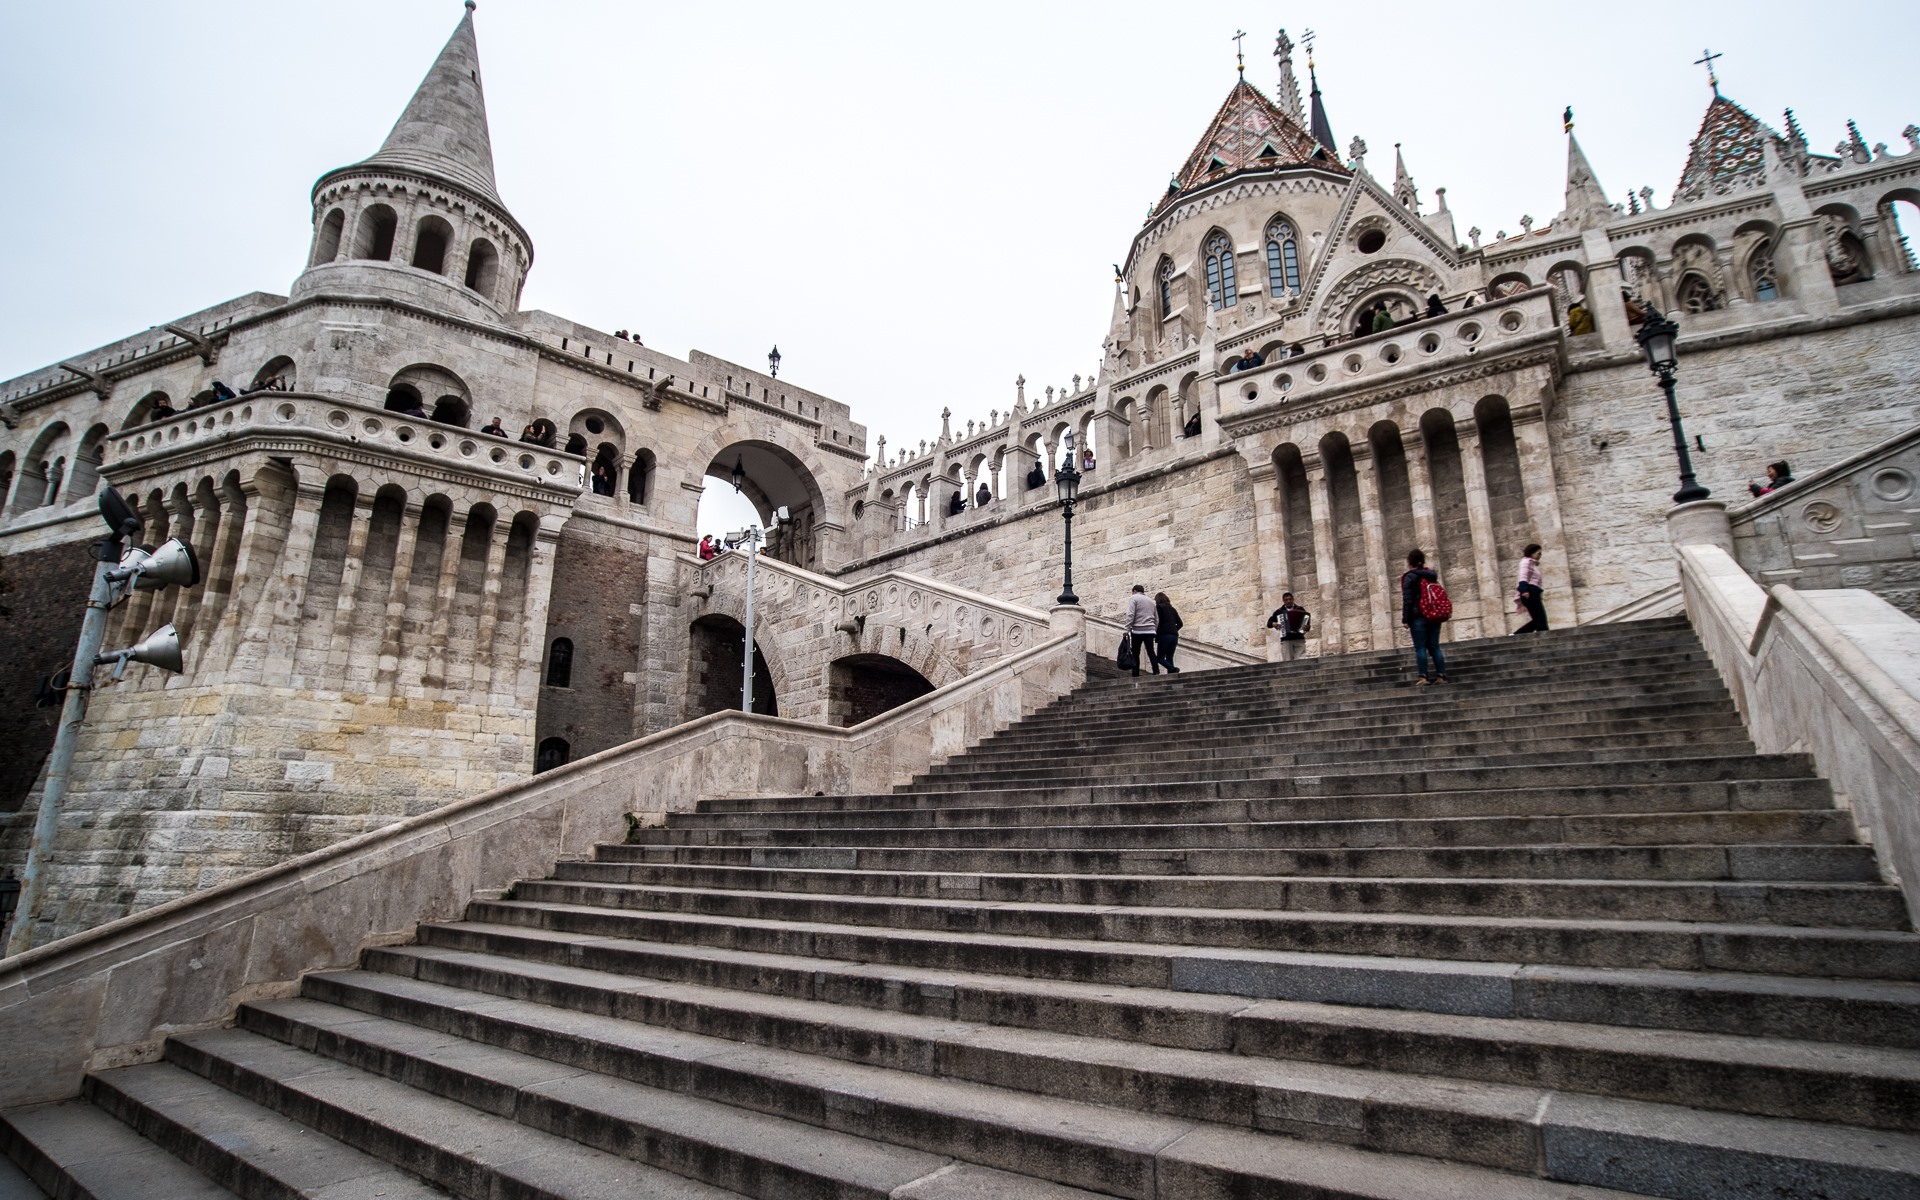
[293,3,532,317]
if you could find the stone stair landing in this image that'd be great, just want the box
[6,616,1920,1199]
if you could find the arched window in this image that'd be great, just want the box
[1749,241,1779,301]
[353,204,398,261]
[412,216,453,274]
[313,209,345,265]
[464,237,500,298]
[1676,274,1719,313]
[629,449,655,503]
[429,395,471,426]
[545,638,573,688]
[535,737,570,773]
[1265,222,1301,294]
[1204,232,1237,309]
[1157,257,1174,318]
[383,384,425,416]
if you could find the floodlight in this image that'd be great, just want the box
[97,486,141,537]
[113,537,200,591]
[101,623,183,680]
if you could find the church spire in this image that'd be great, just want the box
[1392,143,1418,212]
[1272,29,1307,128]
[1304,33,1337,154]
[355,4,505,207]
[1559,107,1612,228]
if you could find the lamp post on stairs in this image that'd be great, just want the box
[1053,440,1082,606]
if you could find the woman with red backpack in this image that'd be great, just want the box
[1400,548,1450,685]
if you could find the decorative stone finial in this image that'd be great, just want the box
[1904,124,1920,153]
[1045,386,1055,405]
[1348,136,1367,169]
[465,0,476,11]
[940,407,952,441]
[1467,226,1481,249]
[1518,214,1534,234]
[1071,374,1082,393]
[1638,186,1655,210]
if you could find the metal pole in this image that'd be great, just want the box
[5,535,120,957]
[1058,499,1078,606]
[741,530,758,713]
[1657,366,1711,504]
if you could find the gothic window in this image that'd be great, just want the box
[1265,222,1301,295]
[464,238,501,298]
[1749,241,1779,301]
[1157,257,1174,318]
[1204,232,1237,309]
[535,737,570,773]
[353,204,398,261]
[313,209,345,265]
[1676,274,1720,313]
[545,638,573,688]
[412,216,453,274]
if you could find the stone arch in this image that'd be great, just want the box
[570,409,625,456]
[697,432,832,567]
[66,423,112,501]
[352,203,398,261]
[1815,202,1873,283]
[1417,407,1481,620]
[1201,226,1239,308]
[411,214,454,274]
[1487,271,1533,298]
[828,654,936,727]
[965,452,992,506]
[1075,410,1098,469]
[1264,212,1305,295]
[250,355,295,393]
[1879,187,1920,273]
[1473,395,1530,613]
[691,588,794,712]
[1546,260,1587,306]
[1142,385,1170,452]
[1732,219,1782,301]
[312,207,346,266]
[849,620,965,689]
[1616,246,1663,313]
[11,420,71,513]
[123,391,173,429]
[628,447,656,504]
[386,364,471,422]
[464,236,501,298]
[1366,419,1417,587]
[1271,441,1317,607]
[1046,420,1075,470]
[1317,259,1445,336]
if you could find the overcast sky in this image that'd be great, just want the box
[2,0,1913,502]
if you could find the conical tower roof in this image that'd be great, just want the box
[353,6,505,207]
[1157,79,1341,214]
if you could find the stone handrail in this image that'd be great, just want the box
[0,623,1086,1109]
[1675,541,1920,924]
[1082,612,1264,671]
[106,392,585,490]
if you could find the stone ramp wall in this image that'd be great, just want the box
[0,621,1087,1110]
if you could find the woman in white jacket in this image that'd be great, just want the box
[1124,584,1161,677]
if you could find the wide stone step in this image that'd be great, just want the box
[475,886,1920,979]
[0,1156,46,1200]
[631,809,1862,853]
[276,966,1920,1197]
[545,861,1908,928]
[411,921,1920,1049]
[713,753,1825,813]
[677,778,1836,831]
[0,1099,238,1200]
[317,954,1920,1138]
[80,1063,453,1199]
[596,839,1884,883]
[161,1024,1074,1200]
[206,994,1621,1200]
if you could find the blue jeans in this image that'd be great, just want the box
[1156,631,1179,670]
[1409,617,1445,679]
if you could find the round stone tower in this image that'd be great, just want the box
[292,4,532,319]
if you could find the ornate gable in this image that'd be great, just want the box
[1158,80,1342,215]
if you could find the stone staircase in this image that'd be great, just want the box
[6,616,1920,1198]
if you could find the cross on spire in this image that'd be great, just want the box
[1694,48,1723,95]
[1302,27,1316,68]
[1232,30,1246,79]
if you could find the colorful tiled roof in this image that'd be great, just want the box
[1674,94,1776,201]
[1156,80,1342,214]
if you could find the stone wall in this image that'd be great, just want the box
[0,541,94,811]
[532,515,650,762]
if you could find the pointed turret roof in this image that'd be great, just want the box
[1157,79,1341,214]
[1560,110,1612,228]
[1308,65,1336,157]
[1674,93,1777,202]
[354,6,505,208]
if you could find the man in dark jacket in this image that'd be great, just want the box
[1265,593,1312,661]
[1400,548,1447,684]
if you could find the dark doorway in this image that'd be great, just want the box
[828,654,935,726]
[688,615,776,717]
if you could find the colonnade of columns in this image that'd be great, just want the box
[1249,397,1575,657]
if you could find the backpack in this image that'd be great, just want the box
[1417,575,1452,622]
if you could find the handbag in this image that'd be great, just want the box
[1116,631,1138,670]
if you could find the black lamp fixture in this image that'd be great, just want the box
[1633,305,1711,504]
[731,456,747,494]
[1053,452,1083,606]
[767,345,781,379]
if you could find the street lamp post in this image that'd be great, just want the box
[767,345,781,379]
[1634,306,1711,504]
[726,525,766,713]
[1053,449,1082,606]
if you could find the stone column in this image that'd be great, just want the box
[1509,401,1578,627]
[143,490,200,655]
[204,476,274,680]
[422,504,473,690]
[517,520,564,702]
[1402,428,1442,555]
[1454,426,1508,638]
[472,512,517,687]
[373,503,423,692]
[636,548,690,736]
[1778,217,1841,316]
[328,496,378,671]
[171,485,224,651]
[260,479,330,688]
[1350,442,1395,648]
[1243,456,1292,661]
[186,482,247,669]
[1304,453,1342,653]
[1581,229,1633,350]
